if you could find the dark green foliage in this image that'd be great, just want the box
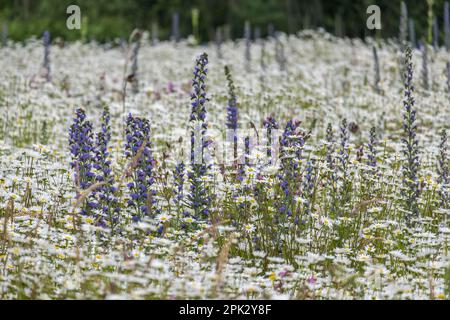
[0,0,447,43]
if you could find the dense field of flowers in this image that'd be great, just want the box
[0,30,449,299]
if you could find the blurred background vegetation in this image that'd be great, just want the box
[0,0,445,43]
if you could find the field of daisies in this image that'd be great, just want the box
[0,29,449,300]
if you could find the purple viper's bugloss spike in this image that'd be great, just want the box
[401,45,421,220]
[277,119,306,219]
[188,53,211,221]
[69,108,96,213]
[94,106,120,229]
[224,65,238,162]
[124,114,159,221]
[224,65,238,131]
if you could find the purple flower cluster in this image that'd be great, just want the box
[281,119,305,169]
[263,115,279,130]
[188,53,211,221]
[224,65,239,166]
[125,113,159,222]
[190,53,209,162]
[401,45,421,219]
[225,66,238,137]
[93,106,120,228]
[69,108,96,213]
[190,53,208,123]
[278,119,305,218]
[244,136,250,166]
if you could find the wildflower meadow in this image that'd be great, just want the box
[0,26,449,300]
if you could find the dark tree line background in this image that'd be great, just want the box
[0,0,445,43]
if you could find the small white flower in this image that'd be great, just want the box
[320,217,333,228]
[244,224,255,234]
[184,217,195,224]
[157,213,171,223]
